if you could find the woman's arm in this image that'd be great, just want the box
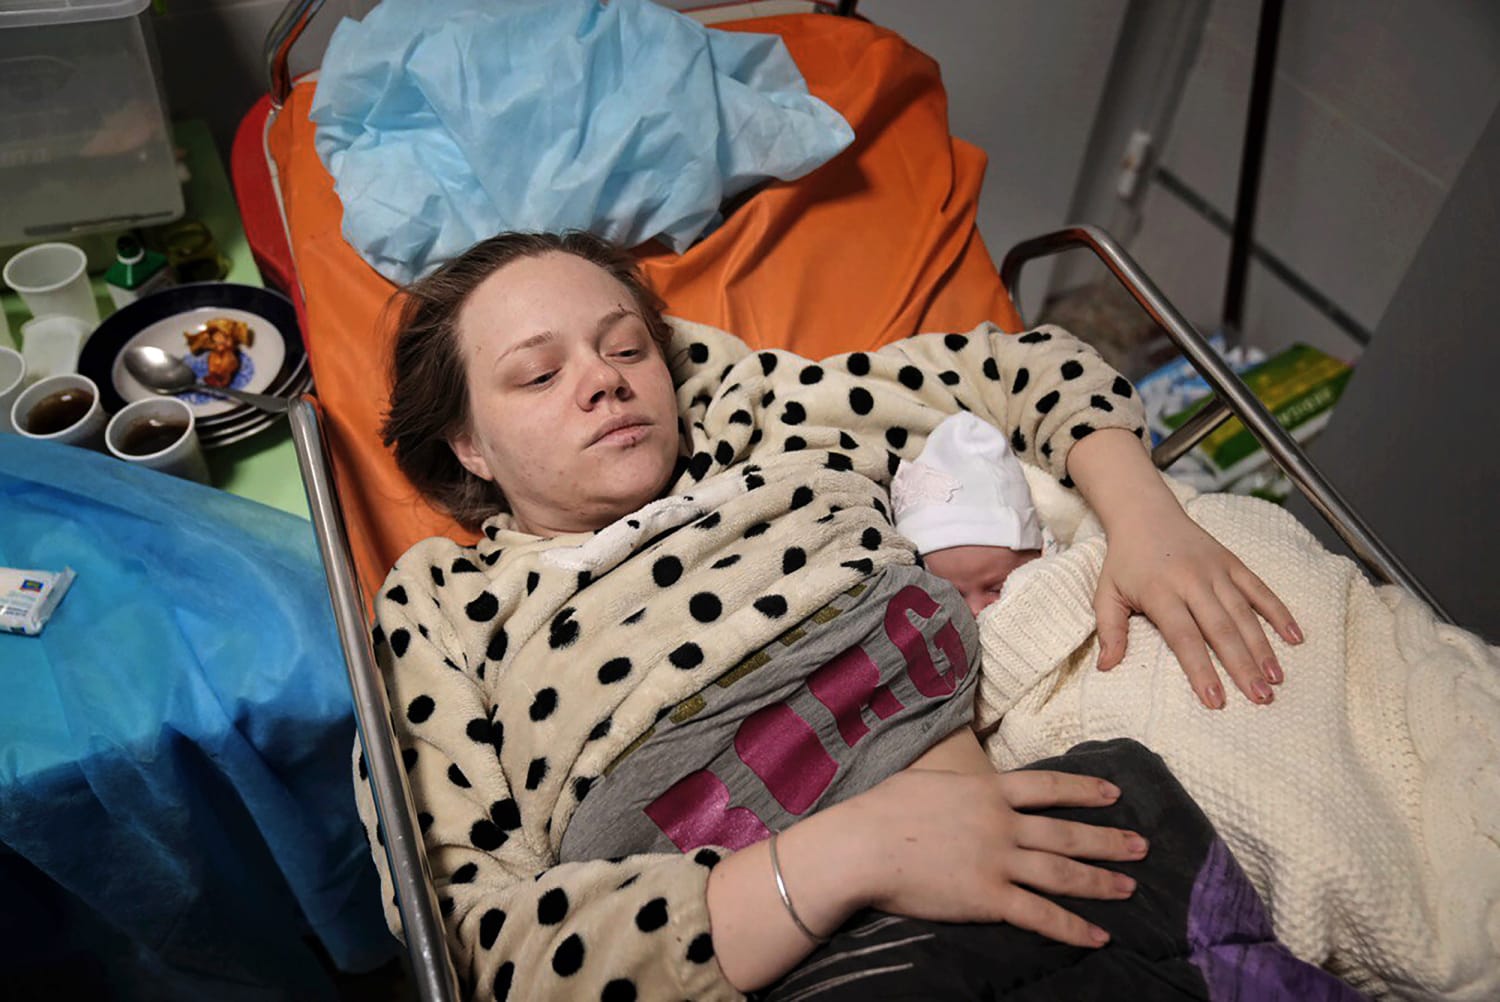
[360,548,738,1001]
[706,765,1148,992]
[1067,428,1302,707]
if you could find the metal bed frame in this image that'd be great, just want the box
[263,3,1449,999]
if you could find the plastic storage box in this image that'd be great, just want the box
[0,0,182,246]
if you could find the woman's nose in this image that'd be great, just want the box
[578,357,631,407]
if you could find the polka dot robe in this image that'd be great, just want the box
[355,319,1147,1000]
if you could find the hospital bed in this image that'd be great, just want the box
[238,2,1449,997]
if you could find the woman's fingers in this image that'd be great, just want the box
[1146,597,1224,708]
[1231,562,1303,647]
[994,885,1112,948]
[1214,576,1283,691]
[1014,814,1149,862]
[1009,848,1136,902]
[1093,586,1131,671]
[1182,583,1269,705]
[997,769,1122,810]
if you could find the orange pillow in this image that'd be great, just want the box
[269,13,1019,603]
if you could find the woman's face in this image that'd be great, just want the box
[448,252,681,536]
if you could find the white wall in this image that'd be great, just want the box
[152,0,377,157]
[1116,0,1500,360]
[858,0,1127,317]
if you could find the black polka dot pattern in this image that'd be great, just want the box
[538,887,569,924]
[529,688,558,721]
[635,898,668,932]
[478,907,506,949]
[525,758,549,790]
[689,593,722,622]
[548,608,580,649]
[686,933,715,963]
[491,798,522,831]
[552,934,585,976]
[597,657,632,684]
[754,595,788,618]
[652,556,682,587]
[465,591,498,623]
[669,643,704,670]
[487,626,508,662]
[355,321,1153,1002]
[601,979,637,1002]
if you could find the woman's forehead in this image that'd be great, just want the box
[458,252,638,353]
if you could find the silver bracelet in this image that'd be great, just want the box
[768,832,830,944]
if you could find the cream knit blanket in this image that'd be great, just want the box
[975,473,1500,1000]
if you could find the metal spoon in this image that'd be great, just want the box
[123,345,291,414]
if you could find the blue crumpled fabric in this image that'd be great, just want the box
[310,0,854,283]
[0,436,393,1000]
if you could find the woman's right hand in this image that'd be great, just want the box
[845,767,1149,947]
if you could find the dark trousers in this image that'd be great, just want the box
[759,739,1363,1002]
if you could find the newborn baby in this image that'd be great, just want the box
[891,411,1044,616]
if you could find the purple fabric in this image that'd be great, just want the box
[1187,839,1366,1001]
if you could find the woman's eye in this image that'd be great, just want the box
[526,371,555,387]
[612,348,641,359]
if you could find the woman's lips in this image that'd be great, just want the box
[590,417,652,447]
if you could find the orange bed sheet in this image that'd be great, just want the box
[269,13,1020,603]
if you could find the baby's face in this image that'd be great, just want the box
[923,544,1040,617]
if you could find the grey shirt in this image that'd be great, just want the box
[560,562,979,860]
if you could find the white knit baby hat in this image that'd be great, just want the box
[891,412,1044,555]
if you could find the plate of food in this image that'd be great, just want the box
[79,283,305,432]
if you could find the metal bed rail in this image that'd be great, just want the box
[266,2,867,997]
[289,397,461,1002]
[1000,224,1453,623]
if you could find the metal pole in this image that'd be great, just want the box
[1000,225,1453,622]
[265,0,327,109]
[289,396,461,1002]
[1221,0,1284,338]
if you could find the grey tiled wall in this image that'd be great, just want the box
[1127,0,1500,360]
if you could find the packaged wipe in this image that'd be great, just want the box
[1,566,75,636]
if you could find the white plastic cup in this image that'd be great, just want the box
[10,372,107,450]
[106,396,208,484]
[19,314,90,381]
[2,243,101,326]
[0,298,13,352]
[0,346,25,434]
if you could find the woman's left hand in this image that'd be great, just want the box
[1093,503,1302,708]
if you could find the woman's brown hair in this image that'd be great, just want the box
[381,231,674,531]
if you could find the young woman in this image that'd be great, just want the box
[363,231,1306,1000]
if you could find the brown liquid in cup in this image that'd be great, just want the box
[120,416,189,456]
[25,388,94,436]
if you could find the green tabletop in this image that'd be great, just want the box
[2,120,310,520]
